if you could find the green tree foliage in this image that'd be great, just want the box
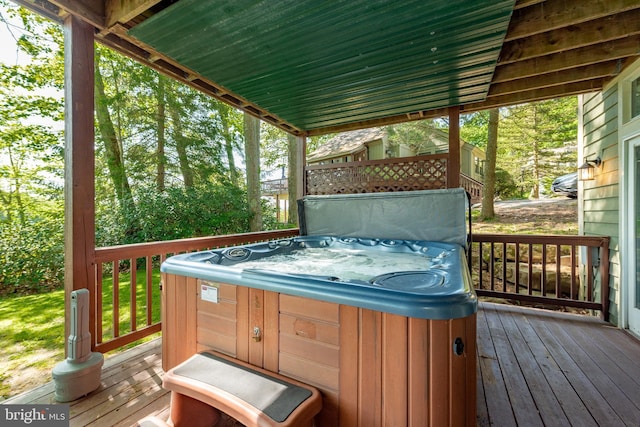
[92,46,257,245]
[498,97,578,198]
[0,2,275,293]
[386,119,447,155]
[460,98,578,200]
[0,2,64,293]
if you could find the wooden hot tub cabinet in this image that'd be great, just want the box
[161,273,476,426]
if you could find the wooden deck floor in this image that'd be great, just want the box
[477,302,640,427]
[3,338,170,426]
[4,302,640,426]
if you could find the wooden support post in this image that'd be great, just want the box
[297,135,306,199]
[63,15,96,354]
[447,106,461,188]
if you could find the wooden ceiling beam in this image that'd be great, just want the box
[463,79,606,113]
[488,60,623,98]
[105,0,161,28]
[12,0,64,23]
[500,9,640,64]
[493,35,640,84]
[505,0,640,41]
[513,0,545,11]
[50,0,105,28]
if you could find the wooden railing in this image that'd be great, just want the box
[92,229,299,353]
[471,234,610,321]
[92,228,611,354]
[460,173,483,205]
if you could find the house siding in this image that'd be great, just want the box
[581,87,620,325]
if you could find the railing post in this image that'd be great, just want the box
[600,239,610,322]
[447,106,460,188]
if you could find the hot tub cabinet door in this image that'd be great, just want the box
[278,296,477,427]
[161,273,477,426]
[161,276,252,370]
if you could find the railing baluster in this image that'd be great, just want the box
[490,242,496,291]
[478,242,484,290]
[515,243,520,294]
[555,244,561,298]
[541,244,547,297]
[585,248,594,301]
[146,255,153,326]
[571,245,577,299]
[113,261,120,339]
[130,258,137,332]
[96,263,103,345]
[501,242,507,293]
[528,243,533,296]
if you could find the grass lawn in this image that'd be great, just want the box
[0,290,65,399]
[0,267,161,400]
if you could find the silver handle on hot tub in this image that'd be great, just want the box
[253,326,262,342]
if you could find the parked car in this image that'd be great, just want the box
[551,172,577,198]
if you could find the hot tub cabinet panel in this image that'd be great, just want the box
[162,274,477,426]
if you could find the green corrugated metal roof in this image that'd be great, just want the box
[130,0,514,133]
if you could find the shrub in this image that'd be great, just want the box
[96,183,253,246]
[0,216,64,294]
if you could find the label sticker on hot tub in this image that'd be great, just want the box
[201,283,219,303]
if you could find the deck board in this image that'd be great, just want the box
[3,303,640,426]
[506,306,597,427]
[477,302,640,427]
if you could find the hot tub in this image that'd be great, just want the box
[161,189,477,426]
[162,235,475,320]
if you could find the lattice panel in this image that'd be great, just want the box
[306,156,448,195]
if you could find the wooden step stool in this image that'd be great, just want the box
[162,351,322,427]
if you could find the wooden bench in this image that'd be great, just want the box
[161,351,323,427]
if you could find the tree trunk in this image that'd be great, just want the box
[220,104,239,186]
[168,100,194,188]
[156,75,166,192]
[244,113,262,231]
[531,106,540,199]
[481,108,499,219]
[95,55,139,236]
[287,133,298,225]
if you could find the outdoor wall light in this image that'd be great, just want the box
[578,155,601,181]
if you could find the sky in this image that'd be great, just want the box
[0,5,31,66]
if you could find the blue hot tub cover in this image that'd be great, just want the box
[298,188,469,248]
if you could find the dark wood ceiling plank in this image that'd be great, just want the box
[500,9,640,64]
[505,0,640,41]
[514,0,545,11]
[488,61,623,97]
[464,79,606,112]
[493,35,640,83]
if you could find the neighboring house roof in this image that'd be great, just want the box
[307,128,386,162]
[309,126,483,162]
